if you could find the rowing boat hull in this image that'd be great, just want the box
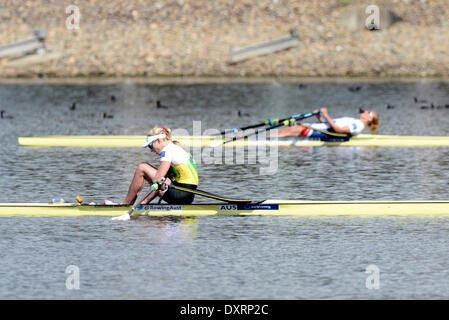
[2,200,449,217]
[18,134,449,148]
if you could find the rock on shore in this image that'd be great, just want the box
[1,0,448,78]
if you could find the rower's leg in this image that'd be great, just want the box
[123,162,158,205]
[268,125,305,138]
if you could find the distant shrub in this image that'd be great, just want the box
[337,0,352,6]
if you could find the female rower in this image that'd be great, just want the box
[122,126,199,205]
[272,107,379,138]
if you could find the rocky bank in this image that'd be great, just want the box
[0,0,448,78]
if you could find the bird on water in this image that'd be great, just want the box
[0,110,13,119]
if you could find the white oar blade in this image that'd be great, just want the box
[111,213,130,221]
[110,189,153,221]
[209,141,224,148]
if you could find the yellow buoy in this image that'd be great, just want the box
[76,195,84,204]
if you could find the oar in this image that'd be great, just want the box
[216,111,319,136]
[170,184,252,203]
[111,189,155,221]
[215,111,320,146]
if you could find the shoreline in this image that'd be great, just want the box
[1,75,448,85]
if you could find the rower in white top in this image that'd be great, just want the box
[269,107,380,139]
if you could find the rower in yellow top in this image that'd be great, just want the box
[122,126,199,205]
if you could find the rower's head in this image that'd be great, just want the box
[142,126,171,154]
[360,110,380,133]
[142,126,181,154]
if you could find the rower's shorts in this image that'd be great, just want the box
[162,182,197,204]
[301,125,330,138]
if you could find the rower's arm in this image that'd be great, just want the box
[326,120,351,134]
[320,108,351,134]
[154,161,171,183]
[141,161,170,204]
[141,161,172,204]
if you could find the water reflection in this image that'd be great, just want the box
[132,216,199,243]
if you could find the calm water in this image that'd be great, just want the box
[1,78,449,299]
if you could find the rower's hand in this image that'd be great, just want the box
[314,108,323,121]
[151,182,159,191]
[158,178,167,191]
[151,178,167,192]
[320,108,329,118]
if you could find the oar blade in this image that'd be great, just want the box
[111,189,154,221]
[111,212,131,221]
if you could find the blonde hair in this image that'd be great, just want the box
[147,126,183,147]
[368,111,380,133]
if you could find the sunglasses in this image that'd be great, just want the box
[360,108,374,118]
[148,139,159,150]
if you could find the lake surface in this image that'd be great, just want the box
[1,78,449,299]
